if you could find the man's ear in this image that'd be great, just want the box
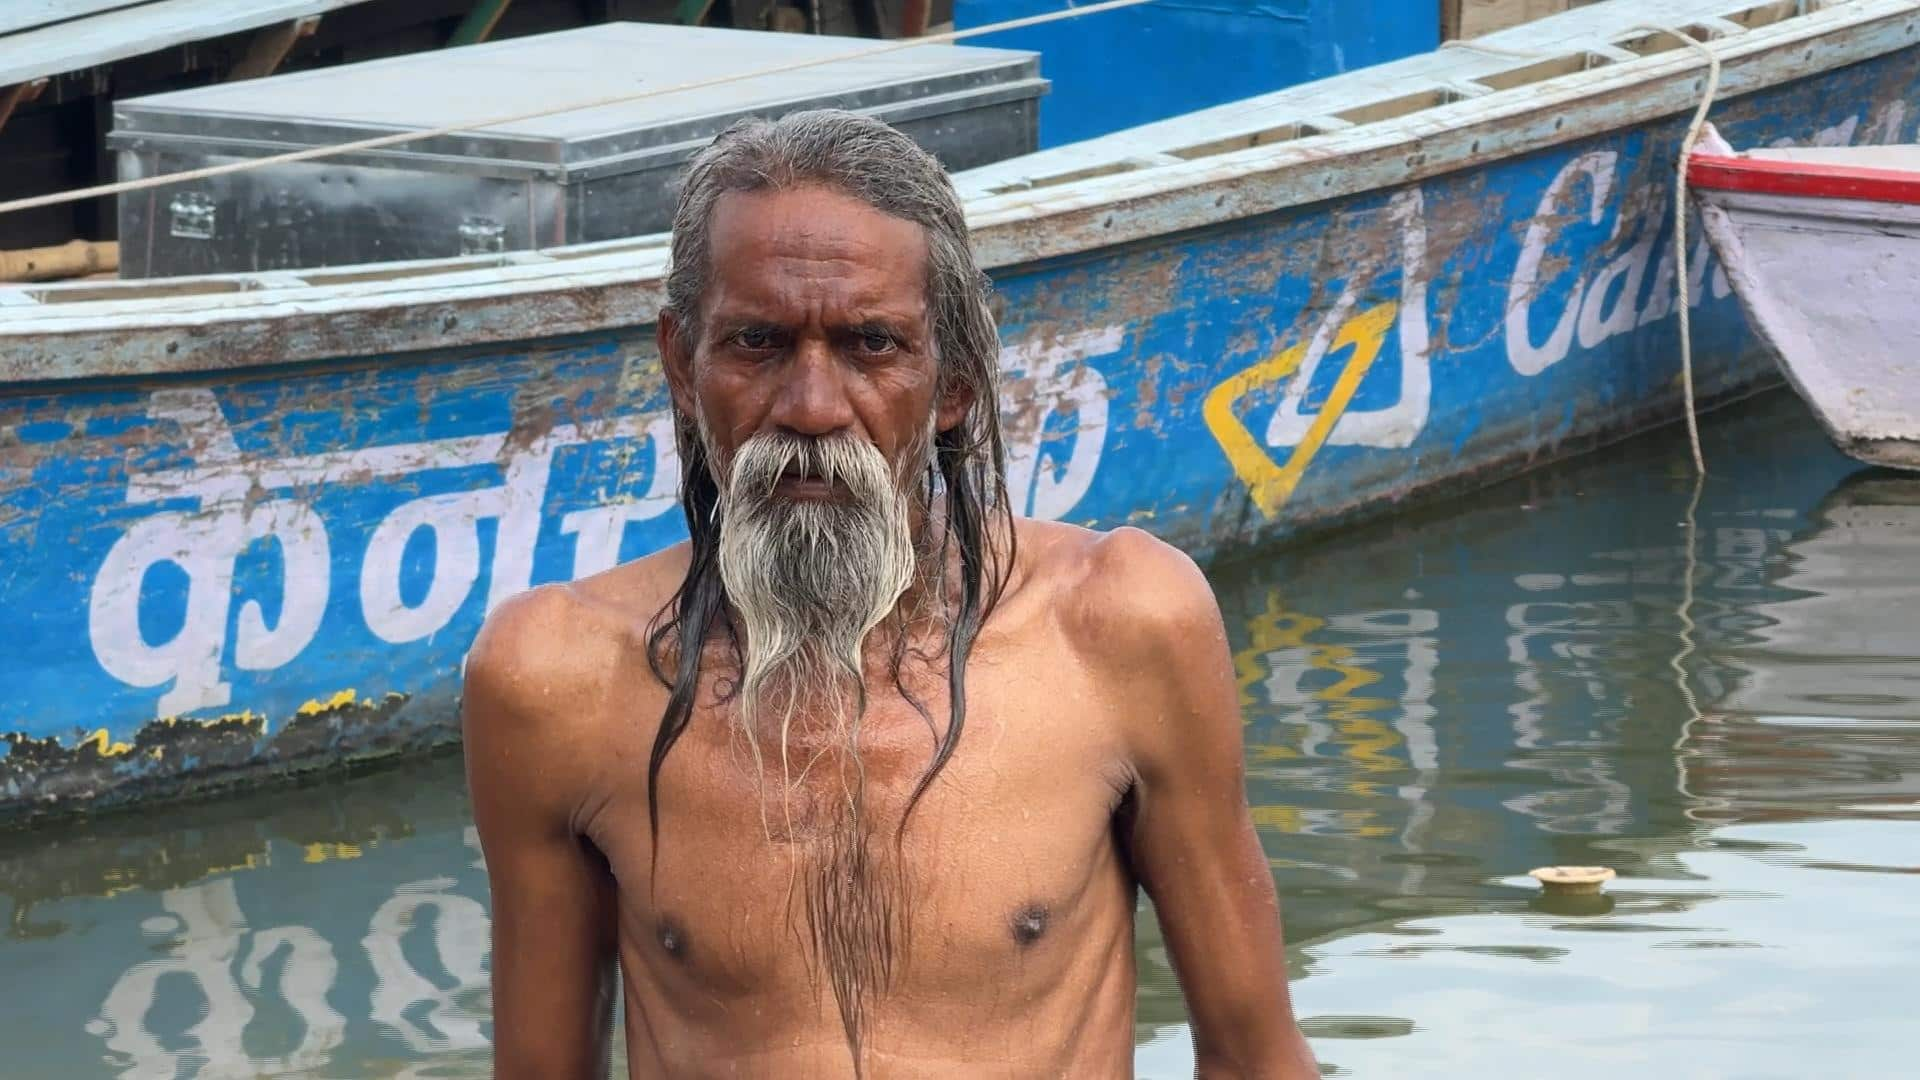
[934,377,977,437]
[658,312,696,420]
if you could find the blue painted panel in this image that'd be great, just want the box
[3,46,1917,815]
[954,0,1440,145]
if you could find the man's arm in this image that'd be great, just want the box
[1093,529,1318,1079]
[463,586,618,1079]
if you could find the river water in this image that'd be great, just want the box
[4,389,1916,1078]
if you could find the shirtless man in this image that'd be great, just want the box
[463,109,1318,1078]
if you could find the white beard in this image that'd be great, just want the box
[702,419,938,1064]
[707,425,921,745]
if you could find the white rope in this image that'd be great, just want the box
[1627,27,1724,811]
[1669,473,1706,722]
[1632,24,1725,477]
[0,0,1160,219]
[1668,470,1711,818]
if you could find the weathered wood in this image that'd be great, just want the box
[0,77,46,134]
[0,238,117,281]
[0,0,151,39]
[0,0,377,87]
[902,0,932,37]
[1445,0,1577,41]
[226,15,322,82]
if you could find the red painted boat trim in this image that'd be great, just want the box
[1689,152,1920,206]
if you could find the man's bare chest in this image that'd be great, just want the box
[585,692,1137,1015]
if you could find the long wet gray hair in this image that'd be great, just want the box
[645,109,1014,843]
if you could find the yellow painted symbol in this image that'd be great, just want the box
[1232,589,1322,710]
[1203,301,1400,518]
[80,728,132,757]
[1233,587,1405,784]
[296,688,358,716]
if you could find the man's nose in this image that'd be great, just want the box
[770,338,856,438]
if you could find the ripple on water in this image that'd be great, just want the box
[4,394,1919,1079]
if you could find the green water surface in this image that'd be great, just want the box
[4,390,1917,1078]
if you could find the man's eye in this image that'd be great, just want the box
[733,327,780,351]
[857,331,896,354]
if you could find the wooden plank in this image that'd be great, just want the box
[0,78,48,133]
[226,15,322,81]
[1692,151,1920,204]
[901,0,932,36]
[960,0,1787,197]
[0,0,378,87]
[0,0,152,40]
[0,239,118,281]
[1446,0,1571,41]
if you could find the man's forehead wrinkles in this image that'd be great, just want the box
[713,246,924,290]
[708,189,928,269]
[762,247,922,290]
[704,275,928,327]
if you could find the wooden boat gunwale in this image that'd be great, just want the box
[1691,149,1920,201]
[0,0,382,88]
[4,0,1918,384]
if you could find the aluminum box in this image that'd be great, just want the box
[109,23,1044,278]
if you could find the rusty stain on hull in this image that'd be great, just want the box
[3,693,415,827]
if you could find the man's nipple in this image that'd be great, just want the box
[658,916,689,961]
[1010,903,1050,947]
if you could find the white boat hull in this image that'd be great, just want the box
[1695,147,1920,469]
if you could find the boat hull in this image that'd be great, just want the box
[1695,171,1920,470]
[6,37,1920,822]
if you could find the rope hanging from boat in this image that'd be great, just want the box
[1450,25,1723,475]
[1629,25,1724,766]
[1636,24,1726,478]
[0,0,1161,219]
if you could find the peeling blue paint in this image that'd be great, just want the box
[2,46,1917,820]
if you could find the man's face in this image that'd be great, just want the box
[660,184,976,718]
[661,184,969,493]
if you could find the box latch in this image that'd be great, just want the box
[459,216,506,256]
[168,192,217,240]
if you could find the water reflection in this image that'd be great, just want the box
[0,762,493,1078]
[92,876,345,1078]
[4,392,1919,1078]
[1696,472,1920,822]
[1293,817,1920,1077]
[1181,395,1920,1076]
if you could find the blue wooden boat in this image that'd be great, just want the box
[4,0,1918,821]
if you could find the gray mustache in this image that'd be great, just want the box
[726,430,897,506]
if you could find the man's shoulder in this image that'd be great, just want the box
[1009,524,1239,782]
[1012,520,1221,662]
[463,543,689,741]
